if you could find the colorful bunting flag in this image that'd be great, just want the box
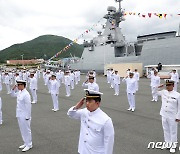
[148,13,152,18]
[158,14,163,18]
[164,14,167,18]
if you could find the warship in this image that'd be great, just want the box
[70,0,180,72]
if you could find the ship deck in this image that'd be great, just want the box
[0,75,179,154]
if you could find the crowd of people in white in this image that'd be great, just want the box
[0,67,180,153]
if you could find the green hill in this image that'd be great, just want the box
[0,35,84,63]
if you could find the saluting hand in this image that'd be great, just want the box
[74,97,85,110]
[158,84,164,88]
[12,85,17,90]
[175,119,180,122]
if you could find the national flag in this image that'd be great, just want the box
[148,13,152,18]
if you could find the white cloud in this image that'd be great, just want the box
[0,0,180,50]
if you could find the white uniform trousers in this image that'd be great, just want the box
[70,80,74,89]
[75,77,78,85]
[10,78,13,85]
[51,94,59,110]
[151,86,158,101]
[47,83,51,93]
[162,116,178,144]
[110,79,114,88]
[5,84,11,94]
[114,84,119,95]
[17,117,32,147]
[78,75,80,82]
[57,79,61,87]
[43,77,46,85]
[127,93,135,109]
[0,82,2,91]
[65,85,71,96]
[30,89,37,103]
[107,75,111,83]
[173,82,178,92]
[135,81,139,91]
[61,77,64,84]
[0,98,2,124]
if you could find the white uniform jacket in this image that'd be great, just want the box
[158,90,180,119]
[11,89,32,119]
[67,107,114,154]
[170,72,179,83]
[50,79,59,94]
[70,73,75,81]
[4,75,10,84]
[82,82,99,92]
[122,77,136,94]
[133,72,139,81]
[113,74,120,85]
[150,75,160,87]
[64,75,71,86]
[29,77,37,90]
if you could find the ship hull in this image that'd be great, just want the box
[70,37,180,72]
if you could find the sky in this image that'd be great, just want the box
[0,0,180,50]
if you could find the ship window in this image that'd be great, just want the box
[158,37,165,40]
[114,47,126,57]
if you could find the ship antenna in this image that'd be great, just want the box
[115,0,123,11]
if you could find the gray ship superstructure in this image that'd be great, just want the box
[70,0,180,72]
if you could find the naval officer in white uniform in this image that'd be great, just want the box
[29,72,38,104]
[0,80,2,124]
[49,74,60,112]
[67,89,114,154]
[169,69,179,92]
[150,71,160,102]
[113,70,120,96]
[82,76,99,92]
[11,80,32,152]
[64,71,71,97]
[122,72,136,112]
[0,96,2,125]
[158,80,180,153]
[4,72,11,94]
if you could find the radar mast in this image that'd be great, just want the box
[115,0,123,11]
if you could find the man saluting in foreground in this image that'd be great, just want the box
[67,89,114,154]
[11,80,33,152]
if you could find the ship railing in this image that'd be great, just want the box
[145,65,180,79]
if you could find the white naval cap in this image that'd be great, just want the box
[16,80,27,84]
[84,89,103,98]
[51,74,56,77]
[164,79,174,85]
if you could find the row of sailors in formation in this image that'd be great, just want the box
[42,69,81,97]
[1,69,180,153]
[1,67,178,115]
[106,68,179,112]
[148,68,179,102]
[0,69,41,94]
[106,68,140,112]
[0,69,97,112]
[106,68,140,95]
[0,69,98,126]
